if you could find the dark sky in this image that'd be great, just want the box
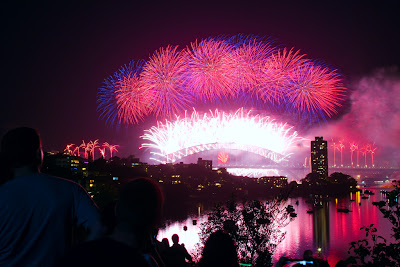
[2,1,399,157]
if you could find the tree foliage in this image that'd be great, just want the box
[198,196,296,266]
[348,180,400,266]
[300,172,357,196]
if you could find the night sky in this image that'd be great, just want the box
[2,1,400,160]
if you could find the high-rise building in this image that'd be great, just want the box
[311,136,328,178]
[197,157,212,170]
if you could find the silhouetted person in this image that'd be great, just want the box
[303,250,314,261]
[198,230,239,267]
[0,127,101,266]
[157,238,170,264]
[162,238,170,249]
[57,177,164,267]
[165,234,192,267]
[303,249,329,267]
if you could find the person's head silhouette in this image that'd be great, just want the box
[199,230,239,267]
[172,234,179,245]
[162,238,170,248]
[114,177,164,249]
[1,127,42,183]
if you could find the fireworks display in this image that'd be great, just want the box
[98,35,346,125]
[140,108,305,164]
[330,139,378,168]
[64,141,119,160]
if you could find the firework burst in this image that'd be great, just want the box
[235,38,276,95]
[285,61,345,120]
[97,61,144,125]
[98,35,347,125]
[140,108,305,163]
[185,38,240,100]
[115,71,150,124]
[141,46,193,117]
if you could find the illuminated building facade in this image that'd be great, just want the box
[311,137,328,178]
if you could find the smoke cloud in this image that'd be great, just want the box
[309,67,400,167]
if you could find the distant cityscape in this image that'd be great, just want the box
[39,137,398,209]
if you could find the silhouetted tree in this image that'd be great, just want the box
[199,197,296,266]
[328,172,357,187]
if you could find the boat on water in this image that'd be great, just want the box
[364,190,375,195]
[337,208,351,213]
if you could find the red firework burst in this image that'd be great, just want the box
[141,46,193,117]
[185,39,239,100]
[258,48,306,102]
[285,61,346,117]
[115,72,150,124]
[236,39,276,94]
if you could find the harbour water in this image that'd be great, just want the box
[157,188,394,266]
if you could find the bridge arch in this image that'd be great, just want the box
[150,142,292,164]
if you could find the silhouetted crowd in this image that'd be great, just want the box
[0,127,353,267]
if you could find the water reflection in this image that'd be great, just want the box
[313,202,329,254]
[157,188,393,265]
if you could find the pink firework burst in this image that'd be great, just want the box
[141,45,193,118]
[115,72,150,124]
[185,39,239,100]
[285,61,346,118]
[235,39,275,94]
[259,48,306,102]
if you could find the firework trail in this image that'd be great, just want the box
[64,144,74,155]
[360,144,368,167]
[99,147,106,159]
[87,140,99,161]
[80,141,89,159]
[367,144,377,167]
[338,141,345,166]
[98,35,346,125]
[64,141,119,160]
[349,142,358,167]
[331,139,338,167]
[103,142,119,158]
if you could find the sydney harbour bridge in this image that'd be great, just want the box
[153,142,399,183]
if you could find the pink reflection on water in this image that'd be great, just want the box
[157,188,394,266]
[157,217,206,259]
